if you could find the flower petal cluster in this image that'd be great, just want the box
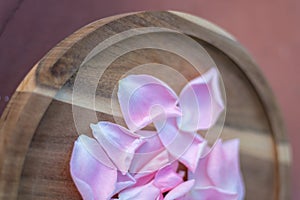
[70,68,245,200]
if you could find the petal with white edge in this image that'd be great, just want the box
[178,68,224,132]
[189,139,245,200]
[118,75,181,131]
[70,135,117,200]
[91,122,144,174]
[130,130,170,174]
[153,162,183,193]
[164,179,195,200]
[156,118,206,172]
[118,181,161,200]
[207,139,245,199]
[114,172,136,195]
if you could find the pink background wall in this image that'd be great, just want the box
[0,1,299,199]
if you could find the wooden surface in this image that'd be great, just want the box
[0,11,291,199]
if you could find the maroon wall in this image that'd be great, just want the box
[0,1,299,199]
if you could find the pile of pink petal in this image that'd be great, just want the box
[70,68,245,200]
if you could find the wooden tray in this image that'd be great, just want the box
[0,11,291,199]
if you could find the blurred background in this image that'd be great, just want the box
[0,0,299,199]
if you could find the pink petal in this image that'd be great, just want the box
[70,135,117,200]
[207,139,245,198]
[178,68,224,132]
[118,75,181,131]
[178,134,207,173]
[118,181,161,200]
[164,179,195,200]
[190,139,244,200]
[154,162,183,193]
[114,172,136,194]
[91,122,144,174]
[188,151,213,187]
[156,118,206,172]
[120,163,182,199]
[130,130,170,174]
[133,172,156,187]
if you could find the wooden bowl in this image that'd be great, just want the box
[0,11,291,199]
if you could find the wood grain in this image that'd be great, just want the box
[0,11,291,199]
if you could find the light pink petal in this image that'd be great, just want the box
[190,187,238,200]
[156,118,206,172]
[207,139,245,199]
[133,171,156,187]
[154,162,183,193]
[188,152,213,187]
[120,163,182,199]
[190,139,244,200]
[118,75,181,131]
[70,135,117,200]
[178,68,224,132]
[118,181,161,200]
[164,179,195,200]
[130,130,170,174]
[91,122,144,174]
[131,161,176,188]
[178,133,207,173]
[114,172,136,194]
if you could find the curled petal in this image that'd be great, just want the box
[179,135,207,173]
[178,68,224,132]
[188,152,212,187]
[156,118,206,172]
[91,122,144,174]
[207,139,245,198]
[120,163,182,200]
[70,135,117,200]
[114,172,136,195]
[164,179,195,200]
[133,172,156,188]
[153,162,183,193]
[118,75,181,131]
[130,130,170,174]
[190,139,245,200]
[165,181,238,200]
[118,181,161,200]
